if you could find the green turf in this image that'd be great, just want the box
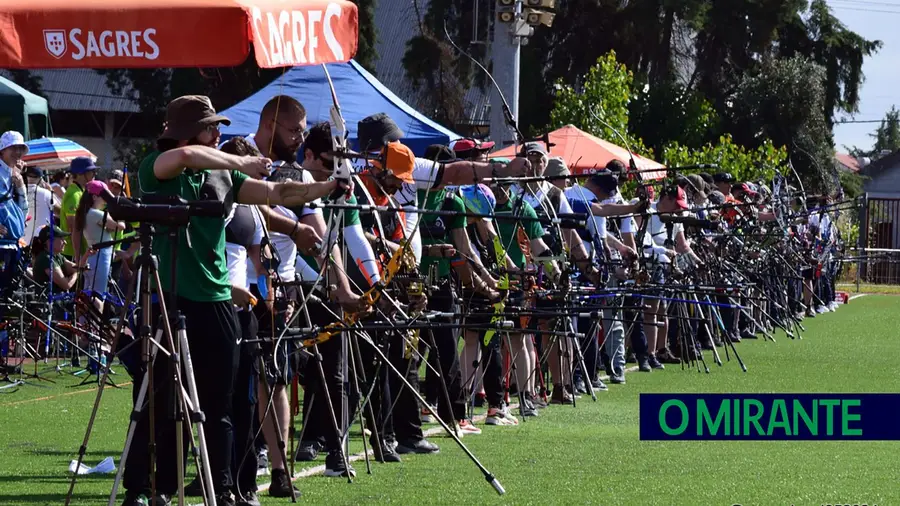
[1,296,898,506]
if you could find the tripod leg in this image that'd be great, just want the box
[255,354,297,501]
[358,332,506,496]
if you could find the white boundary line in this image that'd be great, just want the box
[850,294,868,301]
[252,365,641,491]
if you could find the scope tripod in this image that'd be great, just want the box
[65,221,217,506]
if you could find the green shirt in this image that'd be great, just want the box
[138,151,248,302]
[419,188,466,278]
[298,193,362,269]
[33,250,65,286]
[60,183,84,257]
[494,195,544,269]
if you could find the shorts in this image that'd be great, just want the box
[801,267,815,281]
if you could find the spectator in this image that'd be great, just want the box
[23,166,58,247]
[60,157,97,263]
[0,131,28,241]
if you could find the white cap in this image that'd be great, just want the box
[0,131,28,153]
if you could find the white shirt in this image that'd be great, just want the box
[24,184,54,246]
[83,208,113,247]
[644,202,683,264]
[565,185,606,258]
[223,204,265,291]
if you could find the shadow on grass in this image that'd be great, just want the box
[0,492,111,504]
[25,449,121,457]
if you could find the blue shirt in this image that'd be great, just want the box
[0,159,26,240]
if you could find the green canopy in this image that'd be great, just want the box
[0,76,49,140]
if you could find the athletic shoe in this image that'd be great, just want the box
[525,392,548,409]
[324,453,356,478]
[182,477,202,497]
[121,492,170,506]
[371,437,401,463]
[485,405,519,426]
[591,378,609,391]
[294,440,321,462]
[828,302,839,311]
[256,447,269,476]
[458,419,482,435]
[216,491,237,506]
[740,330,758,340]
[550,387,573,405]
[657,349,681,364]
[609,373,626,385]
[816,305,827,314]
[574,379,588,395]
[396,438,440,454]
[420,404,436,423]
[638,355,652,372]
[236,491,261,506]
[268,469,300,498]
[648,355,665,370]
[521,404,539,417]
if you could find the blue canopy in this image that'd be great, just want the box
[220,60,460,156]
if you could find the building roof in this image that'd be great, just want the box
[835,153,861,173]
[0,69,139,113]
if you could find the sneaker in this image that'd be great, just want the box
[525,392,548,409]
[458,419,482,435]
[638,355,652,372]
[648,354,665,370]
[236,490,261,506]
[473,392,486,407]
[294,440,321,462]
[324,452,357,478]
[268,469,300,498]
[828,302,838,311]
[396,438,440,454]
[216,491,237,506]
[371,436,401,462]
[815,305,827,314]
[520,404,539,417]
[740,329,758,340]
[657,349,681,364]
[591,378,609,391]
[806,307,817,318]
[420,404,436,423]
[121,492,171,506]
[485,405,519,426]
[609,373,626,385]
[574,379,588,395]
[256,447,269,476]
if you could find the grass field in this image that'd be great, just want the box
[2,295,899,506]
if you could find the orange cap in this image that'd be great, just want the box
[373,141,415,183]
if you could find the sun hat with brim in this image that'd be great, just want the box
[358,113,404,152]
[160,95,231,141]
[69,157,98,175]
[24,166,44,179]
[107,169,124,187]
[38,225,70,242]
[460,184,496,220]
[0,131,28,153]
[372,141,415,183]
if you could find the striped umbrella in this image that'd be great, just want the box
[22,137,96,171]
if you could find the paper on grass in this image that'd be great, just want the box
[68,457,116,475]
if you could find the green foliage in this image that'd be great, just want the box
[838,169,867,200]
[548,51,652,158]
[629,79,720,154]
[351,0,378,73]
[730,56,837,192]
[662,134,788,183]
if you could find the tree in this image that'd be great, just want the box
[547,51,651,157]
[662,134,788,184]
[850,106,900,159]
[729,56,837,192]
[629,78,719,155]
[352,0,379,73]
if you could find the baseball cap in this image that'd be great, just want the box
[740,182,758,196]
[713,172,735,184]
[160,95,231,141]
[424,144,458,162]
[373,142,415,183]
[0,131,28,153]
[450,138,496,153]
[589,169,618,194]
[107,169,124,187]
[24,166,44,179]
[545,157,570,178]
[521,142,548,157]
[460,184,496,220]
[69,157,98,174]
[662,184,690,210]
[38,225,70,242]
[358,113,403,152]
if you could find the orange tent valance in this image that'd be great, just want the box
[491,124,666,180]
[0,0,358,69]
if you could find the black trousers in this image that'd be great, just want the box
[422,281,466,422]
[232,311,259,495]
[386,329,425,443]
[124,298,239,496]
[624,296,648,356]
[574,316,598,384]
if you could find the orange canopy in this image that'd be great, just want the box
[492,124,666,180]
[0,0,358,69]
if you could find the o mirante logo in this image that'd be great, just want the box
[639,394,900,440]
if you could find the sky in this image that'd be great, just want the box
[829,0,900,154]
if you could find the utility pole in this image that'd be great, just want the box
[489,0,555,149]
